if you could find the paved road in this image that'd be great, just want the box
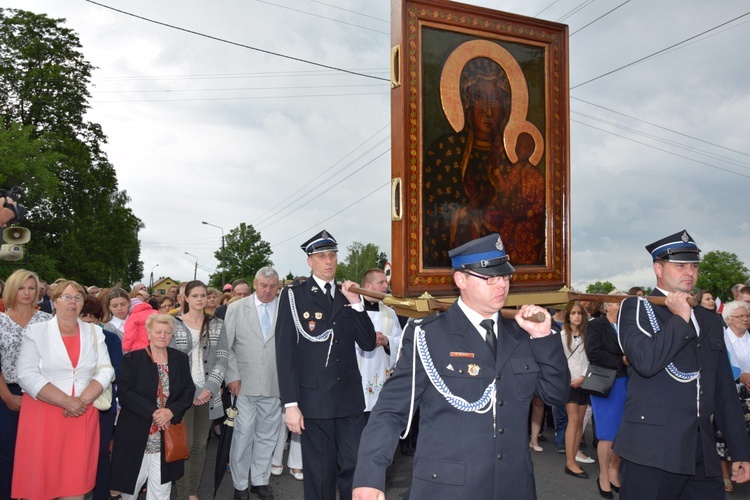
[200,425,750,499]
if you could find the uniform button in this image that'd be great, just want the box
[640,416,645,420]
[497,400,504,406]
[459,370,464,374]
[700,390,704,395]
[335,340,340,344]
[333,322,337,326]
[496,374,501,380]
[699,367,703,372]
[431,474,437,479]
[336,358,340,363]
[498,427,504,434]
[337,377,341,381]
[524,365,529,370]
[696,343,701,348]
[497,453,503,460]
[204,359,208,363]
[684,336,690,340]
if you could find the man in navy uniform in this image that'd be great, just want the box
[275,230,377,500]
[615,230,750,499]
[352,233,569,500]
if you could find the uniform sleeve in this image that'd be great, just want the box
[353,321,428,491]
[528,331,570,407]
[353,309,377,352]
[616,297,696,378]
[275,287,300,405]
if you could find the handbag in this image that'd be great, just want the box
[580,364,617,398]
[147,347,190,463]
[90,324,113,411]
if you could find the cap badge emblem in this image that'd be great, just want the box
[322,230,329,238]
[495,237,504,251]
[681,231,689,242]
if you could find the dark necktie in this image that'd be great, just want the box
[324,282,333,306]
[480,318,496,359]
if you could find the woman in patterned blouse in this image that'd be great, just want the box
[0,269,52,498]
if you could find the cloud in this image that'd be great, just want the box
[7,0,749,292]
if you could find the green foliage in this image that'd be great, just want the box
[336,242,388,282]
[285,271,295,281]
[207,223,273,288]
[0,9,143,285]
[696,250,750,302]
[585,281,615,294]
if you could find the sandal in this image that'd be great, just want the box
[271,464,283,476]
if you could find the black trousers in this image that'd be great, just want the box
[300,413,365,500]
[0,384,22,500]
[620,433,723,500]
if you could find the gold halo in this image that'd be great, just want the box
[440,39,544,165]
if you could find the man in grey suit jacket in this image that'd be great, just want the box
[226,266,281,500]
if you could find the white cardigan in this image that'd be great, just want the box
[17,318,115,399]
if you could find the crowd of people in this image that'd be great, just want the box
[0,226,749,500]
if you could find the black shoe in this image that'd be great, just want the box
[611,484,620,493]
[250,485,274,500]
[564,466,589,479]
[596,477,614,499]
[234,488,249,500]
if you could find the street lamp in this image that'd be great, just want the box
[202,221,225,287]
[185,252,198,280]
[149,264,159,293]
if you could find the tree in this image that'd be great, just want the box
[336,242,388,282]
[208,223,272,288]
[586,281,615,294]
[696,250,750,301]
[0,9,143,285]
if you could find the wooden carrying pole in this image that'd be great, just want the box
[349,286,546,322]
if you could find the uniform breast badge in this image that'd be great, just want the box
[467,364,480,377]
[303,311,310,319]
[315,312,323,320]
[308,321,316,332]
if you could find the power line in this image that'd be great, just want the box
[253,124,390,226]
[95,83,387,93]
[570,1,630,36]
[572,119,750,180]
[572,10,750,89]
[557,0,597,23]
[572,110,750,170]
[271,180,390,248]
[84,1,390,83]
[307,0,389,23]
[93,91,389,103]
[254,0,388,35]
[572,97,750,157]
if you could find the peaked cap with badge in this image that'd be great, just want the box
[645,229,701,263]
[301,229,338,255]
[448,232,515,276]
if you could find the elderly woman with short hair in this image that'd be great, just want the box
[13,280,114,500]
[109,314,195,500]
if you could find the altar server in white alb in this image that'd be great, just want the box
[357,268,403,420]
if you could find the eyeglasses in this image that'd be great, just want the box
[731,314,750,320]
[463,270,512,285]
[59,294,85,303]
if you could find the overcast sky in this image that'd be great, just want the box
[3,0,749,294]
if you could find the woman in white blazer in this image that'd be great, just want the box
[12,280,115,500]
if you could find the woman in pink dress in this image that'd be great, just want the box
[12,280,115,499]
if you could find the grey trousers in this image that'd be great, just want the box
[230,395,282,489]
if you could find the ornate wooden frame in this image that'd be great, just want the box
[390,0,570,297]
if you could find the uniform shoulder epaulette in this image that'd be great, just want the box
[410,311,443,328]
[289,277,308,287]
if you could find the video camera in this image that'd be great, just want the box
[0,186,27,224]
